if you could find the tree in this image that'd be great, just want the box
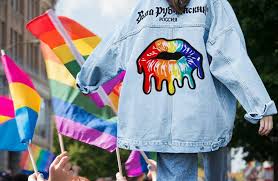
[228,0,278,180]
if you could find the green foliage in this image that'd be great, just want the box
[228,0,278,163]
[53,133,130,180]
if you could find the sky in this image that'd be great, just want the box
[55,0,138,38]
[55,0,247,173]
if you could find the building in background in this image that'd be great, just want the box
[0,0,56,174]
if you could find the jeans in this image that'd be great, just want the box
[157,147,228,181]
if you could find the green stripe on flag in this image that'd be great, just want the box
[49,80,115,120]
[64,55,89,78]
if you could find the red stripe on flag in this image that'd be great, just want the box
[26,13,96,48]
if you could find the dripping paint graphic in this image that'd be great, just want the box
[137,38,205,95]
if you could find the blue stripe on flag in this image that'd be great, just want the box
[52,97,117,137]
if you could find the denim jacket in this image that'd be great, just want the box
[76,0,277,153]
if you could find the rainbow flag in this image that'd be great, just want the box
[26,13,154,169]
[26,12,123,152]
[20,144,55,173]
[0,96,27,151]
[1,54,41,143]
[38,42,117,152]
[125,151,157,177]
[26,11,124,109]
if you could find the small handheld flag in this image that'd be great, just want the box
[20,144,55,173]
[125,151,157,178]
[0,51,41,143]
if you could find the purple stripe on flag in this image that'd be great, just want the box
[125,151,144,177]
[102,71,125,94]
[55,116,117,152]
[88,71,125,107]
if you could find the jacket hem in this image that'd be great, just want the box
[117,131,233,153]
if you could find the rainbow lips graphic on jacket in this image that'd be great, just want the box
[137,38,205,95]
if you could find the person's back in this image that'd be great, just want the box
[77,0,277,180]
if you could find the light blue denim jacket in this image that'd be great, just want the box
[76,0,277,153]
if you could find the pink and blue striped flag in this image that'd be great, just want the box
[0,96,27,151]
[1,54,41,143]
[125,151,157,177]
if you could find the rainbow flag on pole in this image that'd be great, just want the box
[39,42,117,152]
[26,12,153,169]
[20,144,55,173]
[26,11,124,109]
[0,96,27,151]
[26,12,123,152]
[1,54,41,143]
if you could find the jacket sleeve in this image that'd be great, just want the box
[206,0,277,124]
[76,28,124,94]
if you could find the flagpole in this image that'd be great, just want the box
[58,133,65,153]
[139,151,156,180]
[97,87,118,114]
[46,9,125,176]
[97,87,123,174]
[27,144,39,174]
[27,144,45,180]
[140,151,150,164]
[47,9,85,65]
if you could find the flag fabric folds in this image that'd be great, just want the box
[0,96,27,151]
[27,12,122,152]
[20,144,55,173]
[1,54,41,143]
[0,10,158,177]
[26,11,124,109]
[40,42,117,152]
[27,12,153,169]
[125,151,157,177]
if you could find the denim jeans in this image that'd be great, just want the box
[157,147,228,181]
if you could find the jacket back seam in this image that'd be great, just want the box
[114,23,209,45]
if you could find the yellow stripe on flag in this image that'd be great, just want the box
[52,36,101,64]
[0,116,12,124]
[45,59,76,88]
[9,83,41,112]
[109,92,119,112]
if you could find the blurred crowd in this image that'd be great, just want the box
[0,172,28,181]
[243,161,273,181]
